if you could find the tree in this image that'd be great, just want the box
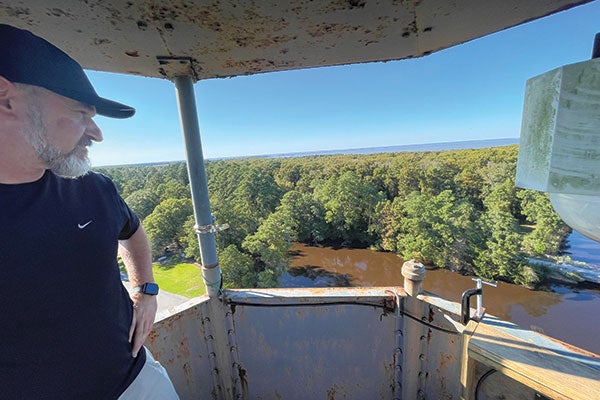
[473,209,527,282]
[155,180,190,202]
[473,181,528,284]
[143,198,193,257]
[313,170,383,245]
[181,216,199,261]
[242,210,297,287]
[208,162,282,250]
[124,189,159,220]
[277,190,327,243]
[219,245,257,288]
[517,190,570,255]
[379,190,479,272]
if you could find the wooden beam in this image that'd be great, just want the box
[464,320,600,400]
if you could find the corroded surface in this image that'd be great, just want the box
[149,287,464,399]
[147,287,595,399]
[0,0,592,80]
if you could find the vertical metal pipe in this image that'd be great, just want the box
[402,260,426,296]
[474,278,483,317]
[401,260,427,399]
[174,75,222,298]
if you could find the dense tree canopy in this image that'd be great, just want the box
[98,145,570,289]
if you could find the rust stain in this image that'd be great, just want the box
[327,384,337,400]
[233,34,294,49]
[3,6,31,18]
[147,329,160,344]
[177,336,191,359]
[384,297,396,311]
[164,311,185,329]
[323,0,366,12]
[182,362,193,385]
[307,23,353,38]
[437,352,454,370]
[46,8,74,18]
[239,366,248,396]
[93,38,111,45]
[222,58,295,72]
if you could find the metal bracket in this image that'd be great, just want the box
[156,56,200,81]
[195,223,230,235]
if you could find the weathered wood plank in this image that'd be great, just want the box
[467,321,600,400]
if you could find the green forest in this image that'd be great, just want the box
[98,145,570,290]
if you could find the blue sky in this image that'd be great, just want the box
[87,1,600,166]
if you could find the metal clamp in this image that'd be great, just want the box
[472,278,497,319]
[195,223,230,235]
[461,278,496,324]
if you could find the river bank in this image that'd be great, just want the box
[530,257,600,285]
[535,230,600,285]
[281,243,600,355]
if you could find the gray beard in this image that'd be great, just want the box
[22,102,92,179]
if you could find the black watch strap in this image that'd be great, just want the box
[132,282,159,295]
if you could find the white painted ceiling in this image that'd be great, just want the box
[1,0,593,80]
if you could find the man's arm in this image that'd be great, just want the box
[118,225,158,358]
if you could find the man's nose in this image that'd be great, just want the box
[86,119,103,142]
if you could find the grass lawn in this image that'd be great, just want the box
[152,262,207,298]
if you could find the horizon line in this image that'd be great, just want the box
[95,137,519,168]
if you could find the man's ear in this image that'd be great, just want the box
[0,76,18,117]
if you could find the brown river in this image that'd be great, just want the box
[280,243,600,355]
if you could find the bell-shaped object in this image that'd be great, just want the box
[516,58,600,241]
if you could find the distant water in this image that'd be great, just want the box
[565,231,600,267]
[102,138,520,167]
[249,138,519,159]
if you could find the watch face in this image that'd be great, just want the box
[143,283,159,295]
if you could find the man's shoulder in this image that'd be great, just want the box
[53,171,118,194]
[81,170,113,185]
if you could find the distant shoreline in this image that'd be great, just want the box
[242,137,519,160]
[97,137,519,168]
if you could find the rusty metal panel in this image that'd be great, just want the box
[418,300,463,399]
[143,288,563,400]
[413,292,470,399]
[231,301,397,399]
[224,288,405,399]
[147,296,215,400]
[0,0,592,80]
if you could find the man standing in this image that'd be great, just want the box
[0,25,179,399]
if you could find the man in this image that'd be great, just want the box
[0,25,179,399]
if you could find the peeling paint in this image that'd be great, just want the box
[1,0,587,80]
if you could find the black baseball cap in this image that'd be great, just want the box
[0,24,135,119]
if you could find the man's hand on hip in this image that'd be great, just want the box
[129,293,158,358]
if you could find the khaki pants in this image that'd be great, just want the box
[118,348,179,400]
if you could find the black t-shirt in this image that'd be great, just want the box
[0,171,146,399]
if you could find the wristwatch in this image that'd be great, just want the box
[132,282,159,295]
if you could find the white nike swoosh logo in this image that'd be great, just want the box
[78,220,93,229]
